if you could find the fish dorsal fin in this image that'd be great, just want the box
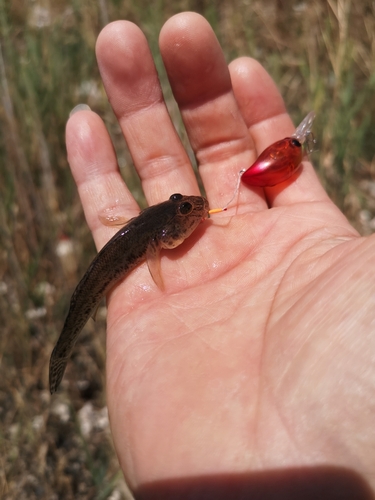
[146,241,165,291]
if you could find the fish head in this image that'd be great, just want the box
[159,194,209,249]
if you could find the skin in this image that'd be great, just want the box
[65,13,375,500]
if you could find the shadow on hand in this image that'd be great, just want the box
[136,465,374,500]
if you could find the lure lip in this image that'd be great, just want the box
[292,111,316,145]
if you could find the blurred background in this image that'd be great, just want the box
[1,0,375,498]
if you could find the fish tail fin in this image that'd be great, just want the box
[49,349,69,394]
[91,302,100,321]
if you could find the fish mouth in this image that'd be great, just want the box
[201,197,210,218]
[189,196,210,220]
[203,199,210,218]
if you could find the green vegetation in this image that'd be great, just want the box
[1,0,374,498]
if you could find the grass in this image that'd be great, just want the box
[1,0,375,498]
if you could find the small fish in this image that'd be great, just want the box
[49,193,209,394]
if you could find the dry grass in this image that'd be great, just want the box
[1,0,375,498]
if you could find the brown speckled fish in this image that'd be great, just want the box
[49,194,209,394]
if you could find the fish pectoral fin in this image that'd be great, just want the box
[146,242,165,291]
[98,211,135,228]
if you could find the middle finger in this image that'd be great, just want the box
[159,12,267,212]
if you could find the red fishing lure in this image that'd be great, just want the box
[207,112,317,215]
[241,111,316,187]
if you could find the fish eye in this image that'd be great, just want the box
[179,201,193,215]
[170,193,183,201]
[291,139,301,147]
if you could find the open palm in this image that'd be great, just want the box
[66,13,375,499]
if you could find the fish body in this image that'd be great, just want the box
[49,194,209,393]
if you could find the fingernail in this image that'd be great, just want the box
[69,104,92,117]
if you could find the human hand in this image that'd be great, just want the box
[65,12,375,500]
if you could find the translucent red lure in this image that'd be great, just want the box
[241,111,316,187]
[207,112,316,215]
